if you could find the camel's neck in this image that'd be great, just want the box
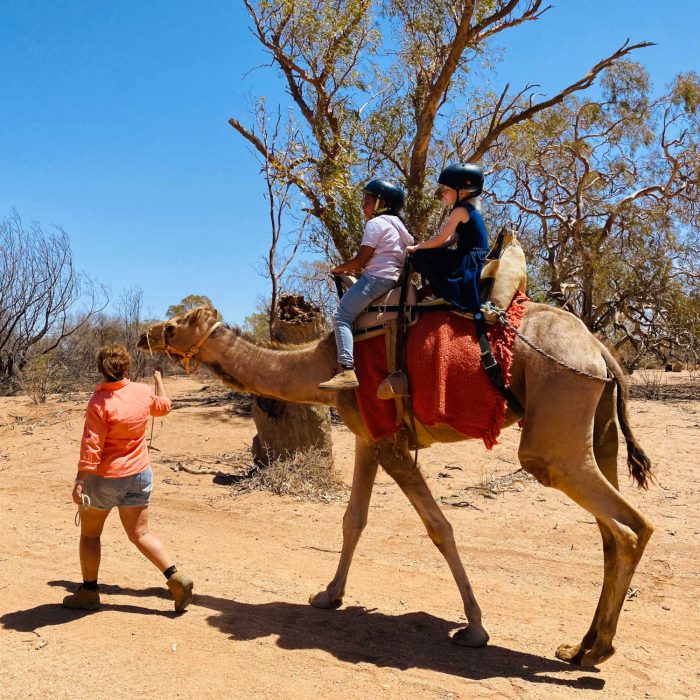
[198,327,338,405]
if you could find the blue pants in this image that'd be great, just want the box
[332,273,396,367]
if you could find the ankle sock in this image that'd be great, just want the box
[82,580,98,591]
[163,565,178,580]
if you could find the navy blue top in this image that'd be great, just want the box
[454,203,489,253]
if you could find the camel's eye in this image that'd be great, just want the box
[164,323,175,337]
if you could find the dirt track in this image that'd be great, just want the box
[1,374,699,699]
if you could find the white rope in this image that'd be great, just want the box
[74,493,91,526]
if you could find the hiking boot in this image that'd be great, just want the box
[62,585,101,611]
[419,294,446,306]
[167,572,194,612]
[318,368,359,391]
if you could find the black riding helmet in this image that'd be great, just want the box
[438,164,484,197]
[363,178,405,215]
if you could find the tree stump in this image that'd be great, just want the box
[251,294,333,466]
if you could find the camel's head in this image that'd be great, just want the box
[138,306,223,371]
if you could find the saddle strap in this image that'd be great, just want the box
[383,320,404,424]
[474,312,524,418]
[394,259,419,451]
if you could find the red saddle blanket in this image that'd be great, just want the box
[353,298,526,448]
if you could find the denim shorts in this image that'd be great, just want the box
[84,467,153,510]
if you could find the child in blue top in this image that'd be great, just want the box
[406,164,489,312]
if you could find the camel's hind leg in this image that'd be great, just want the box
[376,433,489,648]
[519,380,653,666]
[309,436,379,609]
[572,380,622,653]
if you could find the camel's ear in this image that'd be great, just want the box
[190,305,221,323]
[205,306,221,322]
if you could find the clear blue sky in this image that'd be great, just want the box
[1,1,697,325]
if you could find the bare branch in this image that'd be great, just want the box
[470,40,655,161]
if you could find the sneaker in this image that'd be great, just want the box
[167,572,194,612]
[318,368,360,391]
[62,585,101,611]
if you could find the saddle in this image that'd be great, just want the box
[352,302,526,448]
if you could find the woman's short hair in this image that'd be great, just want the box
[97,344,132,381]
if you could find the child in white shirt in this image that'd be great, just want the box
[319,179,413,391]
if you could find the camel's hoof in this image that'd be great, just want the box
[308,591,343,609]
[556,643,583,664]
[451,624,490,648]
[556,642,614,666]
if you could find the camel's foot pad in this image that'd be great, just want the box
[556,641,615,667]
[308,591,343,609]
[451,623,490,648]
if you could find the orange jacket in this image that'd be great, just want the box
[78,378,171,478]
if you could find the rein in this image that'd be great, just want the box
[146,320,223,375]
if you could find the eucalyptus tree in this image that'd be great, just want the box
[230,0,650,258]
[491,66,700,366]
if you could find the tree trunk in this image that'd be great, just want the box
[251,294,333,466]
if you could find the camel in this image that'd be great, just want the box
[138,302,654,667]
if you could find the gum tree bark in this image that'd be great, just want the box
[251,294,333,466]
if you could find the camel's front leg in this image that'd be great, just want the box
[377,434,489,648]
[309,436,378,609]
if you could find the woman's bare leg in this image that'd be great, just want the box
[79,507,111,581]
[118,505,173,572]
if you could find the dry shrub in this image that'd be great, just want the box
[629,369,698,401]
[630,370,667,400]
[240,447,347,502]
[17,355,69,404]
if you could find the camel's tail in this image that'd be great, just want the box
[601,348,655,489]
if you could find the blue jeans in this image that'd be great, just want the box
[332,273,396,367]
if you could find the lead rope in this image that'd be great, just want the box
[144,331,158,450]
[74,493,91,526]
[148,372,157,450]
[483,302,614,383]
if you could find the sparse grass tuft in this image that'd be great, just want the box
[243,447,347,502]
[163,446,347,502]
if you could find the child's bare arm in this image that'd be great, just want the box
[407,208,469,253]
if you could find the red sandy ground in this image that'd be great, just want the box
[0,373,698,699]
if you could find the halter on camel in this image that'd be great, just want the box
[145,320,222,375]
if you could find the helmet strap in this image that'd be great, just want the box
[455,188,477,207]
[373,198,388,215]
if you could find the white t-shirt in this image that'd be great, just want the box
[360,215,414,280]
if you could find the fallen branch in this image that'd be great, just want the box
[170,463,244,477]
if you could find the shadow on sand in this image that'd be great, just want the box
[1,580,604,691]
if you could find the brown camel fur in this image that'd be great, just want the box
[138,303,654,667]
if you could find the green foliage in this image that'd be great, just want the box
[234,2,698,366]
[493,65,699,365]
[671,71,700,114]
[235,0,653,258]
[242,311,272,341]
[166,295,214,318]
